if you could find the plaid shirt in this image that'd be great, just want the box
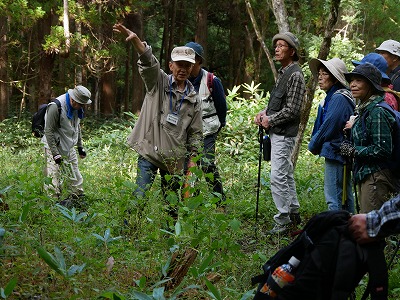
[367,194,400,237]
[268,63,305,127]
[351,95,395,183]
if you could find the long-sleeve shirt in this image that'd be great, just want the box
[351,95,395,183]
[268,63,305,128]
[367,194,400,237]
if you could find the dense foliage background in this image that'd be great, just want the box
[2,0,400,299]
[1,85,400,299]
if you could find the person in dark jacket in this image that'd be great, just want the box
[308,57,355,212]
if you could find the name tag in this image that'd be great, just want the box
[166,113,179,125]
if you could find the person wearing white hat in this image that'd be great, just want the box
[113,24,202,221]
[308,57,355,213]
[375,39,400,91]
[42,85,92,208]
[254,32,305,234]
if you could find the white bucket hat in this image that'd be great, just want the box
[375,40,400,58]
[309,57,348,87]
[68,85,92,105]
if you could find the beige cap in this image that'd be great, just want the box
[171,46,195,63]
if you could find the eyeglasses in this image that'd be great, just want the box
[274,44,289,49]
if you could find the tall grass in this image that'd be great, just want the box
[1,86,398,299]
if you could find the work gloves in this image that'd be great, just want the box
[78,147,87,158]
[53,154,62,165]
[340,140,355,158]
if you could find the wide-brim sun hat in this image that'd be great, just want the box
[344,63,384,92]
[309,57,348,87]
[375,39,400,58]
[171,46,195,64]
[272,32,300,61]
[68,85,92,105]
[352,53,390,81]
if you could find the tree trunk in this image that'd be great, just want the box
[228,0,245,87]
[62,0,70,57]
[126,12,144,114]
[271,0,290,33]
[195,0,208,61]
[292,0,341,166]
[0,15,8,121]
[37,12,56,106]
[245,0,277,81]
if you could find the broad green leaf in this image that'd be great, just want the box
[4,277,17,297]
[37,247,64,276]
[204,278,222,300]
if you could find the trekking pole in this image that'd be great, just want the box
[342,162,347,210]
[255,125,264,227]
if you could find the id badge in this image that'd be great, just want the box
[166,113,179,125]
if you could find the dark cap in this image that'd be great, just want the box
[185,42,204,59]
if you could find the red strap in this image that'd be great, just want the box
[207,72,214,93]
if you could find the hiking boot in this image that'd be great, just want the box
[267,223,290,235]
[290,213,302,226]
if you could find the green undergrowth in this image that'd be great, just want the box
[1,85,399,299]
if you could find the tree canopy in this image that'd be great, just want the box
[0,0,399,121]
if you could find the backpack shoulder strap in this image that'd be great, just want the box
[207,72,214,93]
[52,99,62,128]
[361,242,388,300]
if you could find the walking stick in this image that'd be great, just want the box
[256,125,263,226]
[342,162,347,210]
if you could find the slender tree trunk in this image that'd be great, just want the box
[0,15,8,121]
[195,0,208,61]
[37,12,56,106]
[62,0,70,57]
[292,0,341,166]
[228,0,244,87]
[245,0,277,81]
[126,12,144,114]
[270,0,290,33]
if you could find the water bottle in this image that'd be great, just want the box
[259,256,300,297]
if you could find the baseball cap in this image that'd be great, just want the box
[171,46,195,64]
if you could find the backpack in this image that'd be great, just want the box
[251,210,388,300]
[31,99,61,138]
[361,101,400,176]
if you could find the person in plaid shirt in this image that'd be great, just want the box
[341,63,400,213]
[349,194,400,243]
[254,32,305,234]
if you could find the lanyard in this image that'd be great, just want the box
[169,76,187,115]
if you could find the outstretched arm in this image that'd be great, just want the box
[113,23,146,54]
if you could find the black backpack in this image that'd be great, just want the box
[251,210,388,300]
[31,99,61,138]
